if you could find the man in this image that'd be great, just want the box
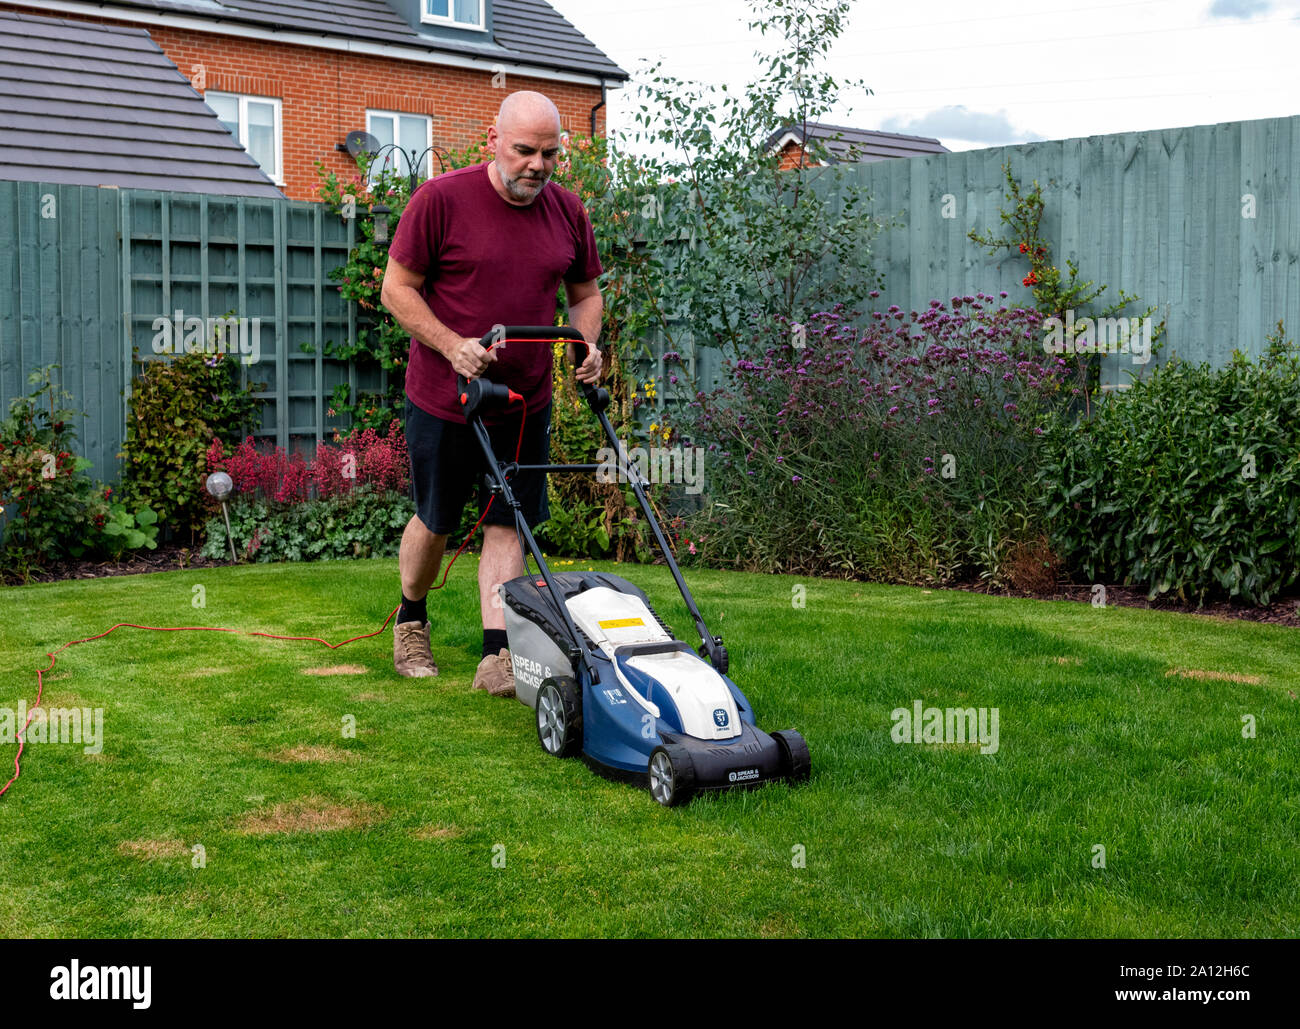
[380,90,604,694]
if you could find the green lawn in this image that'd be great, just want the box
[1,559,1297,938]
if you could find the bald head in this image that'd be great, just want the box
[496,91,562,136]
[487,91,563,205]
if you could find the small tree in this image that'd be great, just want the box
[620,0,884,372]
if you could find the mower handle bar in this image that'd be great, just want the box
[457,325,600,416]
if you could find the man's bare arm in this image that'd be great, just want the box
[564,278,604,384]
[380,257,495,379]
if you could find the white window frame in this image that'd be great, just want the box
[365,109,434,185]
[421,0,487,32]
[208,91,284,186]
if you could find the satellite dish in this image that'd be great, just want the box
[345,130,380,159]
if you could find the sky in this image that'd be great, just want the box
[549,0,1300,153]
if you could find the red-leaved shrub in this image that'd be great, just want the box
[206,419,409,503]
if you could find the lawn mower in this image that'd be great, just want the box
[459,325,811,806]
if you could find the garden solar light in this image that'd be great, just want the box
[205,471,237,562]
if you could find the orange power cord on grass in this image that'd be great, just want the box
[1,397,529,800]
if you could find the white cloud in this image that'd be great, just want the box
[1208,0,1273,18]
[880,106,1039,146]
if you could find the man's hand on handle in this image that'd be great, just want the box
[448,336,497,380]
[571,341,603,385]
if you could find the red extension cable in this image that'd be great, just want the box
[1,395,530,800]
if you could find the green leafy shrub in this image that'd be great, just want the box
[200,485,414,563]
[537,496,609,558]
[120,351,261,539]
[0,368,101,577]
[1038,323,1300,604]
[1,368,159,579]
[100,504,159,557]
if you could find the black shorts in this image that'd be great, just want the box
[405,397,552,535]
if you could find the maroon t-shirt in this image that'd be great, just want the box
[388,161,602,423]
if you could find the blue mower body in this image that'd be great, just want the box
[501,571,805,804]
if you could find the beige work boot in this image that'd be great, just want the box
[472,648,515,698]
[393,621,438,678]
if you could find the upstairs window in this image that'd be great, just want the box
[423,0,485,30]
[208,91,283,184]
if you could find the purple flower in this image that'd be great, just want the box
[791,475,802,483]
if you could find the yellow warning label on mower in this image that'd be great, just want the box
[598,617,645,629]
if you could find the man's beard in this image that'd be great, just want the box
[498,162,549,202]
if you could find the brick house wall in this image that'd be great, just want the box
[776,140,814,171]
[0,3,606,201]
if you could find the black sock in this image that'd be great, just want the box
[482,628,508,659]
[399,594,427,625]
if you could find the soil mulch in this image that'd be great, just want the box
[7,544,1298,629]
[5,542,224,585]
[953,582,1300,628]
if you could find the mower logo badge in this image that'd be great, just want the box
[603,688,627,705]
[728,768,760,783]
[713,708,729,728]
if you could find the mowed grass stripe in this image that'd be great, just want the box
[0,559,1295,937]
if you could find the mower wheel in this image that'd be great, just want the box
[771,729,811,783]
[648,744,696,807]
[536,677,582,758]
